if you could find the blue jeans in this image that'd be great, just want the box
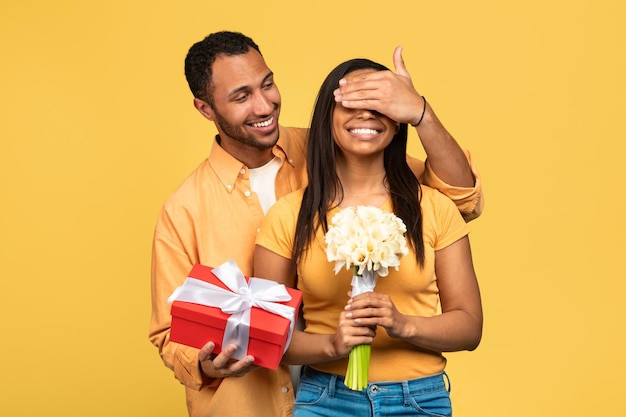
[293,366,452,417]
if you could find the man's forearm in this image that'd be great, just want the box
[415,101,475,188]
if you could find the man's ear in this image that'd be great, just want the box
[193,98,215,121]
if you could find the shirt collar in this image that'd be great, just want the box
[208,126,294,193]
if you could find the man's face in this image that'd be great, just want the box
[206,49,281,153]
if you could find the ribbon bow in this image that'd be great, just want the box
[167,259,295,360]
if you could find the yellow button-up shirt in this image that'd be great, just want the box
[149,125,482,417]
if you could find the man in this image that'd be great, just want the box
[149,31,482,417]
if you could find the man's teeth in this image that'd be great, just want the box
[252,118,273,128]
[350,128,379,135]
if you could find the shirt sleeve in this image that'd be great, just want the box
[255,193,299,260]
[412,150,484,222]
[424,187,472,251]
[148,205,216,390]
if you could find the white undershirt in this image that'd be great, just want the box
[249,157,281,214]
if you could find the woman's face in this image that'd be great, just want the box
[331,69,399,158]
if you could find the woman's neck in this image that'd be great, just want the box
[336,158,389,207]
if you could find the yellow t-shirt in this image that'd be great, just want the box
[256,185,470,382]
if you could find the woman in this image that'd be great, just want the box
[254,58,482,417]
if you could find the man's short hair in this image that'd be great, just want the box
[184,31,261,104]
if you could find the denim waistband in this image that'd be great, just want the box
[301,366,450,397]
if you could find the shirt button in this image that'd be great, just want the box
[244,191,251,197]
[256,228,261,233]
[226,184,232,190]
[240,168,246,174]
[281,387,289,393]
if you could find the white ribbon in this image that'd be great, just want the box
[351,268,378,297]
[167,259,295,361]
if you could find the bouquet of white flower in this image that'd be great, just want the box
[325,205,409,390]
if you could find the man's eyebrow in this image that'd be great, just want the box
[227,71,274,98]
[262,71,274,83]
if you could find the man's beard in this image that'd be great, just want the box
[213,107,279,150]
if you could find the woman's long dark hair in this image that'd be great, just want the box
[292,58,425,267]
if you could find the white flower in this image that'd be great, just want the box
[325,206,409,277]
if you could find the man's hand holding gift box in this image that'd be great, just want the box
[167,260,302,370]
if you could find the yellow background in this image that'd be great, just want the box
[1,0,624,415]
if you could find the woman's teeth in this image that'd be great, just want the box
[350,128,379,135]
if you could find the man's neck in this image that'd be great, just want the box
[216,135,275,168]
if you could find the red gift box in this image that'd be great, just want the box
[169,261,302,370]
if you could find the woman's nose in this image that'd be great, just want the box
[356,108,376,119]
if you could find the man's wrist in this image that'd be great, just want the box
[410,96,427,127]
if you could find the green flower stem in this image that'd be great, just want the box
[345,344,370,391]
[345,266,371,391]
